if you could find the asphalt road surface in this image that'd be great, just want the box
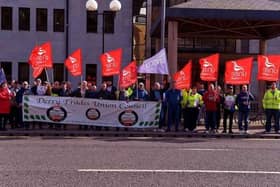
[0,136,279,187]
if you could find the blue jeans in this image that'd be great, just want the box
[238,110,249,131]
[265,109,280,132]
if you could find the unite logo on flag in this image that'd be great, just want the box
[225,57,253,85]
[230,61,246,79]
[257,55,280,81]
[65,49,82,76]
[100,48,122,76]
[104,53,116,69]
[261,56,277,74]
[173,60,192,90]
[199,53,219,81]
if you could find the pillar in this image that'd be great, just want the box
[167,21,178,86]
[258,39,267,108]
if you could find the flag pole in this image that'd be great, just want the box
[45,68,50,83]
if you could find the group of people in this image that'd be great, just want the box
[0,78,279,134]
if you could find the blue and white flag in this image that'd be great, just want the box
[0,68,6,84]
[138,48,169,75]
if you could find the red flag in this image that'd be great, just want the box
[199,53,219,81]
[100,48,122,76]
[225,57,253,85]
[29,42,53,78]
[258,55,280,81]
[65,49,82,76]
[119,61,137,88]
[173,60,192,90]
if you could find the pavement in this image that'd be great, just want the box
[0,122,279,139]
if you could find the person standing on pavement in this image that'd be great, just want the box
[262,82,280,133]
[0,82,13,130]
[236,84,254,134]
[150,82,165,131]
[222,85,236,134]
[203,83,220,133]
[165,81,182,132]
[215,85,223,132]
[181,86,203,132]
[16,81,32,129]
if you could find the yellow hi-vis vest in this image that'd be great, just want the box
[181,89,203,108]
[262,89,280,110]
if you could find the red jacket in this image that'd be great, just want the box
[0,88,11,114]
[203,91,220,111]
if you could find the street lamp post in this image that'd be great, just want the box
[86,0,121,83]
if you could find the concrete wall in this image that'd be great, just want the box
[0,0,133,87]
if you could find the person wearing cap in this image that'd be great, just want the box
[222,85,236,134]
[236,84,254,134]
[262,82,280,133]
[131,82,149,101]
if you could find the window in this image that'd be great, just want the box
[53,9,64,32]
[104,11,114,33]
[87,10,98,33]
[0,62,12,82]
[19,8,30,31]
[53,63,64,82]
[86,64,97,84]
[1,7,12,30]
[36,8,48,31]
[18,63,29,83]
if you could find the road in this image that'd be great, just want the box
[0,136,279,187]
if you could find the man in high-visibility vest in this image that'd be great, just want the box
[262,82,280,133]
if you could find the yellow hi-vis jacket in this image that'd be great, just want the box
[181,89,203,108]
[262,89,280,110]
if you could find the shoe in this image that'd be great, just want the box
[228,131,233,134]
[158,128,165,132]
[165,128,171,132]
[205,130,210,134]
[222,130,226,133]
[184,128,189,132]
[244,130,248,134]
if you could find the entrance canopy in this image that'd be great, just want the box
[151,0,280,39]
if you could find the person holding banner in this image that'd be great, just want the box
[203,83,220,133]
[131,82,149,101]
[165,82,182,132]
[16,81,32,129]
[262,82,280,133]
[150,82,165,132]
[236,85,254,134]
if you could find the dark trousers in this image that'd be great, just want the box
[216,108,221,130]
[265,109,279,132]
[159,104,167,129]
[205,111,216,131]
[9,105,18,128]
[167,105,180,131]
[0,114,8,130]
[223,109,234,132]
[238,110,249,131]
[184,108,199,131]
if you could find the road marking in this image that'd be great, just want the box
[77,169,280,175]
[178,148,231,151]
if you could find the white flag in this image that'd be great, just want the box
[138,48,169,75]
